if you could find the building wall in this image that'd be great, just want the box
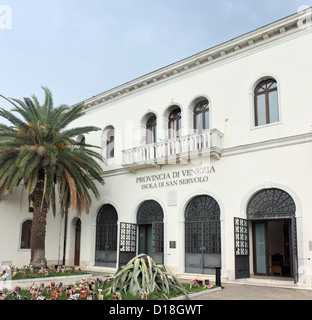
[0,186,65,267]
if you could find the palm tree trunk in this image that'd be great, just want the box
[30,177,48,268]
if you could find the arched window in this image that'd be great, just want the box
[21,220,32,249]
[194,99,209,133]
[168,107,181,139]
[146,115,157,144]
[254,79,279,126]
[104,127,115,159]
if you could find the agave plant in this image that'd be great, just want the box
[105,254,188,298]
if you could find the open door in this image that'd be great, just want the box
[138,222,164,264]
[234,218,250,279]
[246,188,298,282]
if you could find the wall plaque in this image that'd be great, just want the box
[169,241,176,249]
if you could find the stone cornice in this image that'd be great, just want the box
[82,8,312,111]
[222,131,312,158]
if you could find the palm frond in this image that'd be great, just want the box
[63,126,101,138]
[0,107,28,131]
[0,87,104,217]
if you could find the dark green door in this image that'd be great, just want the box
[139,224,152,256]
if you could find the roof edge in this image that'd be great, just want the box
[81,7,312,111]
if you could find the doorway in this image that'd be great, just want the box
[253,219,291,277]
[74,219,81,266]
[136,200,164,264]
[235,188,299,283]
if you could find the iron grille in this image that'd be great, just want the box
[152,221,164,253]
[137,200,164,224]
[95,204,118,252]
[185,195,221,254]
[185,220,221,254]
[185,195,220,221]
[120,222,136,252]
[96,224,118,251]
[247,188,296,220]
[96,204,118,223]
[234,218,249,256]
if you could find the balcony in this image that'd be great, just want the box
[122,129,224,171]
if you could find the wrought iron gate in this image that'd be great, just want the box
[151,221,164,264]
[119,222,137,267]
[234,217,250,279]
[95,223,118,267]
[291,217,298,283]
[185,220,221,274]
[95,205,118,267]
[185,195,221,274]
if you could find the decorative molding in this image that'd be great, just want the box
[81,8,312,111]
[222,132,312,158]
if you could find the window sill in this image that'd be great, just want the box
[250,121,282,131]
[104,157,115,163]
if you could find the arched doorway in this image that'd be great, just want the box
[137,200,164,264]
[247,188,298,282]
[95,204,118,267]
[74,219,81,266]
[185,195,221,274]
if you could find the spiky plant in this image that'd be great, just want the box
[105,254,189,298]
[0,87,104,267]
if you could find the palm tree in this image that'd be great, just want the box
[0,87,104,268]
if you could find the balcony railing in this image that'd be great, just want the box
[122,129,223,170]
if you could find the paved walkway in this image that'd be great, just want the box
[189,282,312,300]
[89,271,312,300]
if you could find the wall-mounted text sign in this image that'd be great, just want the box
[136,166,215,189]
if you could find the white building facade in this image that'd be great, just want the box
[1,9,312,287]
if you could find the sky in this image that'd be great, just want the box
[0,0,311,119]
